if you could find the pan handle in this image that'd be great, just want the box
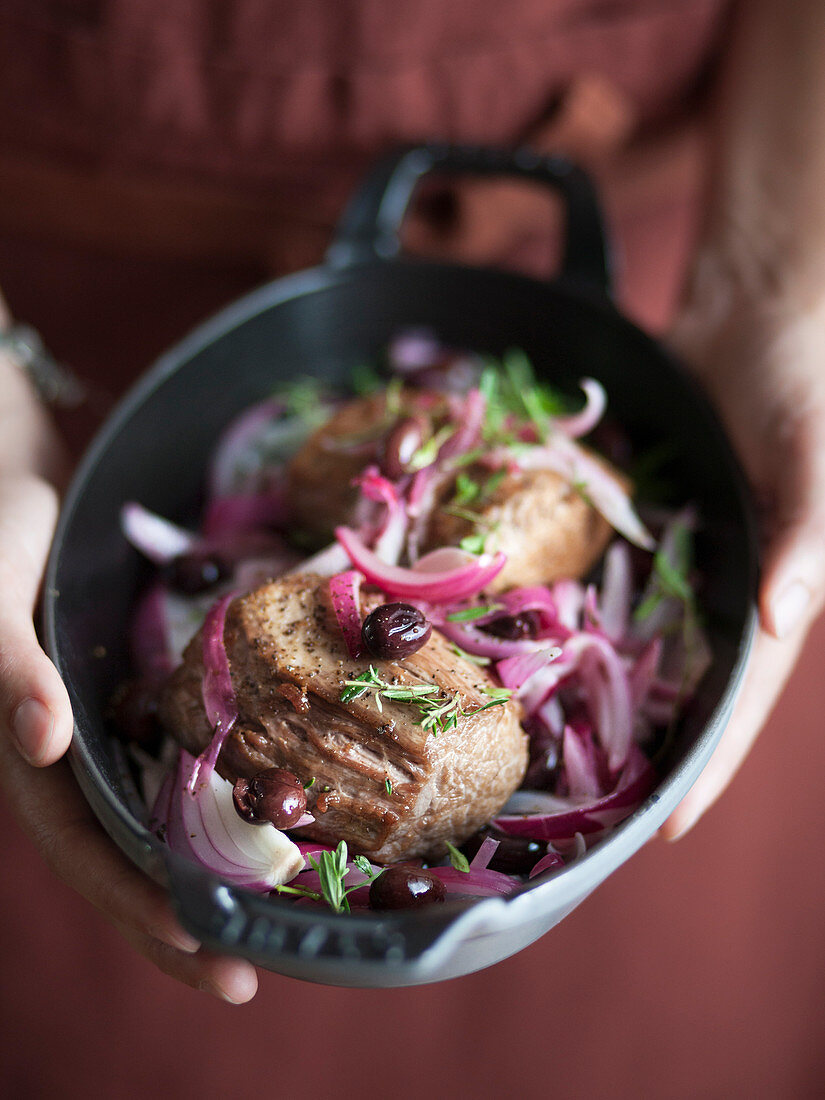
[327,142,612,296]
[164,853,481,979]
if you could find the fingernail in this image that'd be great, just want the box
[772,579,811,639]
[198,979,247,1005]
[11,698,54,764]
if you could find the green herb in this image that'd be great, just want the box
[353,854,377,877]
[454,472,481,505]
[384,376,404,418]
[634,522,695,624]
[442,503,487,525]
[478,349,572,447]
[445,841,470,873]
[446,604,502,622]
[274,841,382,913]
[449,643,491,666]
[340,666,512,735]
[303,776,316,789]
[407,424,454,471]
[350,362,383,396]
[459,532,488,555]
[273,377,332,429]
[384,778,393,795]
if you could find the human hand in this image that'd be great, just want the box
[0,352,259,1002]
[661,286,825,838]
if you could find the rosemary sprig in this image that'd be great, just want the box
[340,666,512,735]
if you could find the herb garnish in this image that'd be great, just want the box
[446,604,502,623]
[445,841,470,873]
[340,666,512,735]
[274,841,380,913]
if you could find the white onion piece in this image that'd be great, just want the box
[554,378,607,438]
[121,502,196,564]
[168,752,305,889]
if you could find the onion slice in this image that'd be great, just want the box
[335,526,506,603]
[329,570,365,658]
[493,746,656,841]
[121,502,196,564]
[157,751,305,890]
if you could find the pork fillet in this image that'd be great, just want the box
[159,573,527,862]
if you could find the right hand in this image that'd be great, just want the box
[0,344,259,1003]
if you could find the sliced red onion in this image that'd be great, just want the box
[121,502,196,564]
[202,486,291,539]
[597,541,633,642]
[189,593,238,792]
[469,836,501,871]
[436,387,486,464]
[130,582,176,680]
[493,745,656,841]
[428,865,520,898]
[335,526,506,603]
[157,750,304,890]
[498,435,654,550]
[528,849,565,879]
[291,540,352,577]
[436,618,556,660]
[354,466,409,565]
[329,570,365,658]
[551,579,586,632]
[628,637,663,709]
[554,378,607,438]
[562,723,605,800]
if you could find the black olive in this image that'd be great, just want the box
[361,603,432,660]
[381,417,425,480]
[233,768,307,828]
[163,549,231,595]
[482,610,541,641]
[368,865,447,910]
[462,830,547,876]
[109,678,161,748]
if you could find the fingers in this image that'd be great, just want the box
[0,737,258,1003]
[660,621,810,840]
[114,922,259,1004]
[0,473,73,765]
[758,434,825,640]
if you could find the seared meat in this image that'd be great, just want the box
[286,388,442,543]
[159,573,527,862]
[286,391,623,588]
[429,465,618,593]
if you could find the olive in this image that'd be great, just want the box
[233,768,307,828]
[362,603,432,660]
[483,610,541,641]
[163,549,231,594]
[381,416,425,480]
[109,678,161,748]
[462,830,547,876]
[368,864,447,910]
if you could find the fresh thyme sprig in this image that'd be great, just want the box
[340,666,512,735]
[274,841,380,913]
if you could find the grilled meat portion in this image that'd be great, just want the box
[286,392,622,588]
[429,464,617,593]
[159,573,527,862]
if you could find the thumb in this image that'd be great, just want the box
[0,474,73,765]
[759,421,825,641]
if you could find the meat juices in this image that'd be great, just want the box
[159,574,527,863]
[286,392,620,590]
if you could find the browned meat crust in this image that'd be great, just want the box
[159,574,527,862]
[285,392,622,588]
